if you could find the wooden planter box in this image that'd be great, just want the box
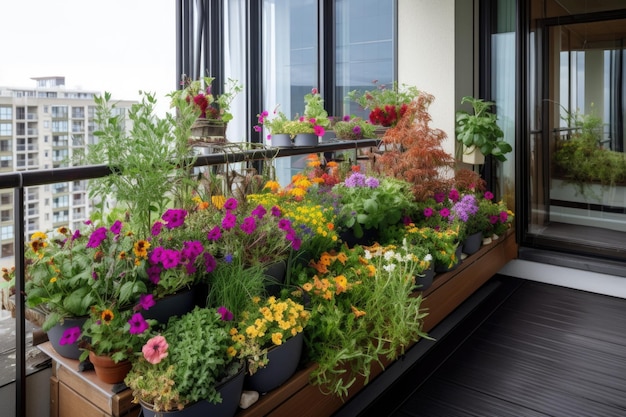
[237,230,517,417]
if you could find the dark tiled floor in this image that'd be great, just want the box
[354,276,626,417]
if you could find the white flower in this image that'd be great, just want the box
[424,254,433,262]
[364,250,372,260]
[394,253,403,262]
[384,250,395,261]
[383,263,396,273]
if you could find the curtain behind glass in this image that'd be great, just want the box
[225,0,247,142]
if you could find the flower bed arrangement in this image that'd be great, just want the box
[347,81,420,127]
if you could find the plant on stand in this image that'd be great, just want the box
[347,81,419,129]
[333,116,377,140]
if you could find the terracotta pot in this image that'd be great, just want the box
[88,351,132,384]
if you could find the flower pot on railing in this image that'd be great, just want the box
[294,133,319,147]
[189,119,228,146]
[270,134,293,148]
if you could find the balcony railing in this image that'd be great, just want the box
[3,139,378,417]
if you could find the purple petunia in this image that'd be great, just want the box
[203,252,217,273]
[128,313,149,335]
[151,221,163,237]
[86,227,108,248]
[137,294,156,311]
[223,197,238,212]
[217,306,234,321]
[162,209,187,229]
[110,220,123,235]
[206,226,221,241]
[251,205,267,219]
[240,216,257,235]
[278,218,292,231]
[484,191,494,200]
[222,212,237,230]
[270,206,281,217]
[160,249,181,269]
[59,326,81,346]
[147,265,162,284]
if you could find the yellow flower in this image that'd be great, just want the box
[211,195,226,209]
[351,305,366,318]
[101,309,114,324]
[49,277,57,284]
[271,332,283,346]
[227,346,237,357]
[133,240,150,258]
[302,282,313,291]
[264,180,281,193]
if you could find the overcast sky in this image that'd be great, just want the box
[0,0,176,114]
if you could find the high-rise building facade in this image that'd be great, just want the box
[0,76,135,260]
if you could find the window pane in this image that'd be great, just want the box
[335,0,395,118]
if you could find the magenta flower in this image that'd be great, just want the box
[449,189,460,203]
[343,115,351,121]
[129,313,149,335]
[240,216,257,235]
[253,125,262,132]
[251,205,266,219]
[162,209,187,229]
[160,249,181,269]
[222,212,237,230]
[223,197,238,212]
[270,206,281,217]
[71,230,81,240]
[59,326,81,346]
[110,220,123,235]
[181,240,204,260]
[278,218,292,231]
[434,192,446,203]
[484,191,494,200]
[142,335,169,364]
[314,125,325,136]
[352,125,362,136]
[204,252,217,273]
[440,208,450,218]
[147,265,161,284]
[149,247,165,264]
[499,211,508,222]
[151,221,163,237]
[291,237,302,251]
[424,207,434,218]
[86,227,108,248]
[137,294,156,311]
[217,306,234,321]
[207,226,222,241]
[489,215,499,224]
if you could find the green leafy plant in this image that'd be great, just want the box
[347,81,419,127]
[455,96,512,162]
[297,244,429,397]
[124,307,241,412]
[333,116,376,140]
[86,91,198,237]
[173,75,243,123]
[24,221,149,331]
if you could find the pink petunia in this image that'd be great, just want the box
[240,216,257,235]
[439,208,450,218]
[217,306,234,321]
[223,197,238,212]
[142,335,169,364]
[423,207,434,218]
[222,212,237,230]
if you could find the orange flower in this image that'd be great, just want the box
[211,195,226,209]
[101,309,114,324]
[326,161,338,168]
[351,305,366,318]
[336,252,347,264]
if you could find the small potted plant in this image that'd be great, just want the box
[333,116,376,140]
[455,95,512,164]
[231,296,310,393]
[173,74,243,144]
[24,220,150,359]
[125,306,244,415]
[347,80,419,129]
[77,303,154,384]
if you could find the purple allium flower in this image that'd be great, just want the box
[364,176,379,188]
[128,313,149,335]
[162,209,187,229]
[222,212,237,230]
[151,221,163,237]
[345,172,366,187]
[137,294,156,311]
[223,197,238,212]
[86,227,108,248]
[207,226,221,241]
[110,220,123,235]
[251,205,267,219]
[59,327,81,346]
[217,306,234,321]
[204,252,217,273]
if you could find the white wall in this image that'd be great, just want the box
[398,0,475,157]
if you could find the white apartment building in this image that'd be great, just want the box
[0,76,135,261]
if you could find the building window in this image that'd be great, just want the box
[0,106,12,120]
[1,210,11,222]
[0,140,11,152]
[0,156,12,169]
[0,123,12,136]
[1,225,13,240]
[1,193,12,206]
[2,243,14,258]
